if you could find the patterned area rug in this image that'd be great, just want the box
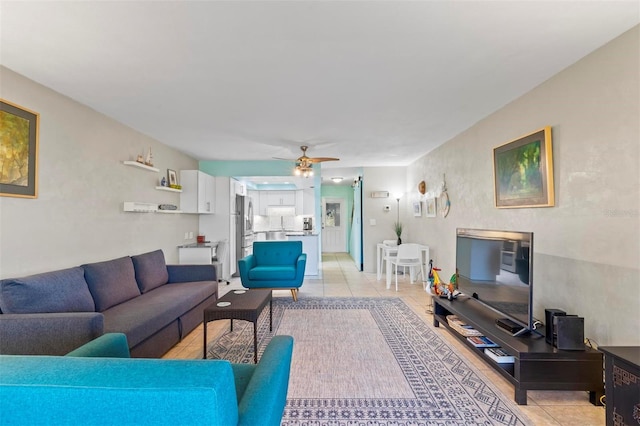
[207,297,531,426]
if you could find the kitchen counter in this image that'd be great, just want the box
[177,242,216,248]
[286,234,319,276]
[177,242,217,265]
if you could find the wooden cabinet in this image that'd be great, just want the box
[600,346,640,426]
[432,297,604,406]
[180,170,215,214]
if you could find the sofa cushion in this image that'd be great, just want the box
[131,250,169,293]
[0,267,95,314]
[82,257,141,312]
[248,266,296,281]
[101,281,217,347]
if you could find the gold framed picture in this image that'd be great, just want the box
[493,126,554,208]
[1,99,39,198]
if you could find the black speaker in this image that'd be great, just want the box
[555,316,585,351]
[545,309,566,345]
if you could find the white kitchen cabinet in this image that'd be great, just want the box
[198,176,237,278]
[267,190,296,206]
[301,188,316,216]
[247,190,259,216]
[258,191,269,215]
[180,170,215,214]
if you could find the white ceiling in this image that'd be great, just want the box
[2,1,638,182]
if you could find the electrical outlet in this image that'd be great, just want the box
[184,232,189,240]
[189,232,194,239]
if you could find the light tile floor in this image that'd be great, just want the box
[164,253,605,426]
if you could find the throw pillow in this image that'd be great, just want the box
[131,249,169,293]
[82,257,141,312]
[0,267,95,314]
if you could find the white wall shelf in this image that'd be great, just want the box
[155,186,182,193]
[122,160,159,173]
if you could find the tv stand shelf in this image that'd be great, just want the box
[432,296,604,405]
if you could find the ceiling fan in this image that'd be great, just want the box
[276,145,340,177]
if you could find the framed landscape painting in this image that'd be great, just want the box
[1,100,39,198]
[493,126,554,208]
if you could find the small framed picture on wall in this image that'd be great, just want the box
[424,196,436,218]
[413,201,422,217]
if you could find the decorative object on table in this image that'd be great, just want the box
[160,176,167,187]
[0,99,39,199]
[136,154,145,164]
[418,180,426,195]
[493,126,554,208]
[167,169,177,187]
[393,221,403,245]
[144,146,153,167]
[412,201,422,217]
[424,196,436,218]
[394,192,403,244]
[427,259,434,290]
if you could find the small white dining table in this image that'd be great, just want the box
[376,243,430,289]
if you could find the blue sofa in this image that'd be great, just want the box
[0,333,294,426]
[238,241,306,301]
[0,250,218,358]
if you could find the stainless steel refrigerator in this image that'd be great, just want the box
[233,194,254,276]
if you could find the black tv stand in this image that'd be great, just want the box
[432,295,603,405]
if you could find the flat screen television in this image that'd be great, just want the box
[456,228,534,335]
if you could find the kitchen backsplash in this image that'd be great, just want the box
[253,215,305,232]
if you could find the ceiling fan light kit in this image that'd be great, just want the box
[284,145,339,178]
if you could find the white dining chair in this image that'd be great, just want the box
[381,240,398,275]
[389,243,424,292]
[212,239,230,285]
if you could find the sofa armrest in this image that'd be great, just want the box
[66,333,130,358]
[166,264,216,283]
[295,253,307,282]
[237,335,294,426]
[0,312,104,355]
[237,254,256,281]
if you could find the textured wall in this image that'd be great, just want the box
[405,26,639,346]
[0,67,199,278]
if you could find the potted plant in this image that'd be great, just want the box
[394,221,403,245]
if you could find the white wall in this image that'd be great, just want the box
[0,67,200,278]
[404,26,639,346]
[362,166,406,274]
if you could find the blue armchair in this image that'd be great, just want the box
[238,241,306,301]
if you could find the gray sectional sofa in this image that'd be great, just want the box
[0,249,218,358]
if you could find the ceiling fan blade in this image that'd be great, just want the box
[308,157,340,163]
